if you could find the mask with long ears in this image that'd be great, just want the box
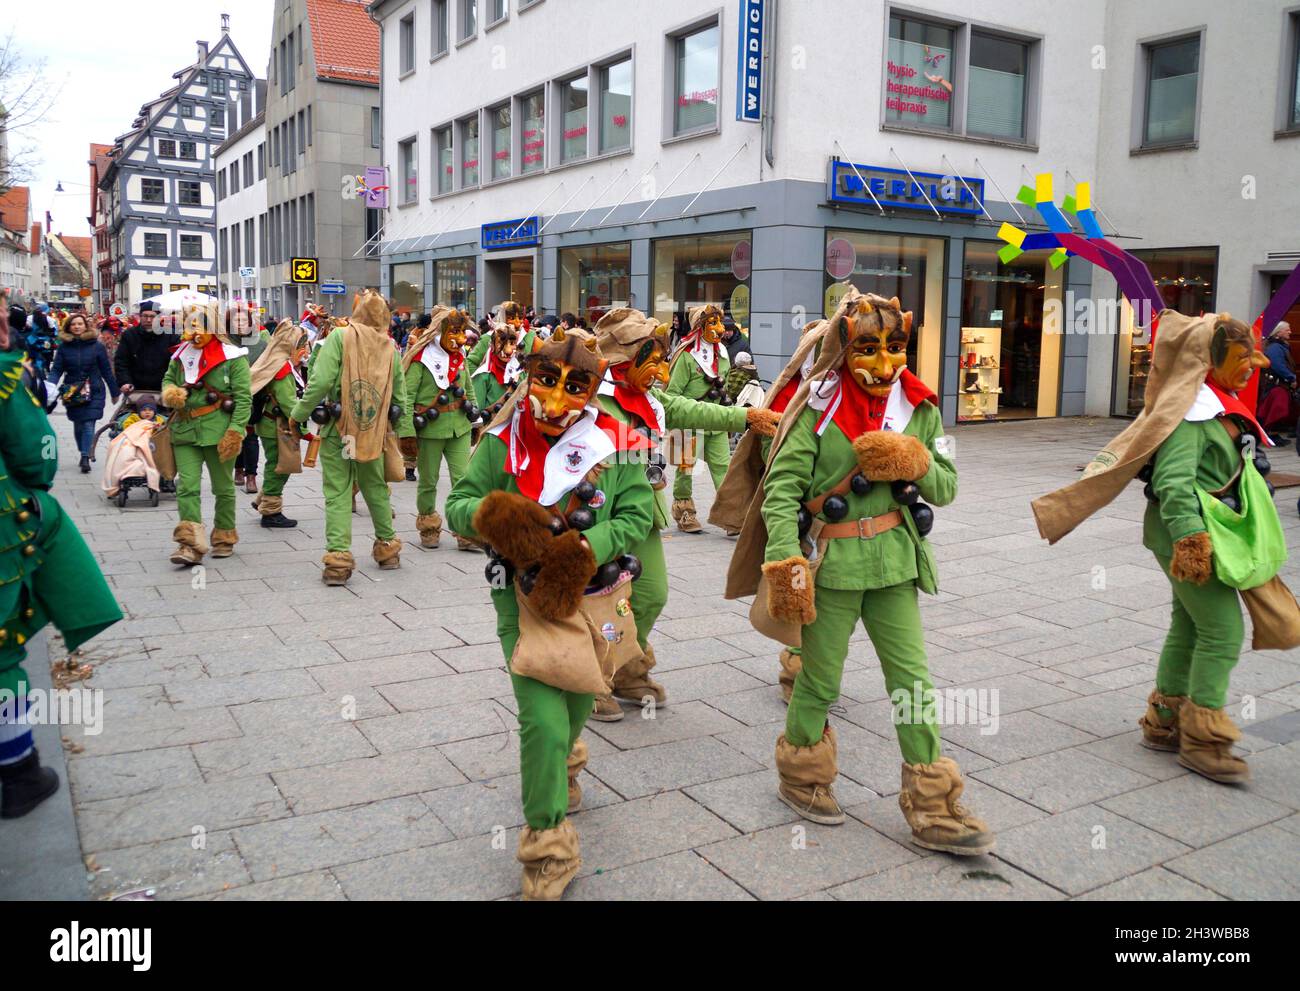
[699,306,725,345]
[624,334,672,393]
[491,324,519,362]
[1208,314,1268,393]
[839,296,913,398]
[439,310,469,355]
[522,326,608,437]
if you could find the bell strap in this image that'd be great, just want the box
[802,467,859,517]
[817,510,905,540]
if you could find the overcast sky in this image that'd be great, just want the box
[12,1,273,239]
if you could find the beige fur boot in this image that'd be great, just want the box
[899,757,994,856]
[566,739,589,813]
[169,521,209,566]
[210,528,239,558]
[416,512,442,549]
[456,535,483,553]
[322,550,355,586]
[1138,688,1185,752]
[1178,701,1249,784]
[612,643,667,706]
[775,726,845,825]
[372,537,402,570]
[672,498,702,534]
[518,820,581,901]
[590,694,624,722]
[778,647,802,705]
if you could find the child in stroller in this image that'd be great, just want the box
[97,391,175,506]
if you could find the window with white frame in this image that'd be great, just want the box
[141,179,165,204]
[180,235,203,259]
[432,0,449,57]
[490,104,511,180]
[434,125,453,193]
[519,90,545,173]
[1142,35,1200,147]
[672,22,720,136]
[399,136,419,203]
[599,56,632,153]
[488,0,507,26]
[459,114,480,186]
[460,0,477,41]
[559,73,589,162]
[400,13,416,73]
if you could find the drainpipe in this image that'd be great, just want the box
[762,0,777,170]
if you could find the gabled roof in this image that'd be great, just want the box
[0,185,31,236]
[60,235,93,271]
[307,0,380,85]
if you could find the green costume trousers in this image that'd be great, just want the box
[788,582,940,765]
[416,434,471,517]
[174,443,236,530]
[672,430,731,500]
[627,529,668,651]
[1153,554,1242,709]
[320,433,395,553]
[259,435,289,499]
[494,588,593,830]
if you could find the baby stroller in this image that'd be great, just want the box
[96,391,175,506]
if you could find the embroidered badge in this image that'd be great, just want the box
[565,448,585,472]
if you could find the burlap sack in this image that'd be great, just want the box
[1030,310,1213,543]
[150,421,177,480]
[1242,577,1300,650]
[511,586,614,695]
[581,574,642,677]
[275,419,303,475]
[382,431,405,482]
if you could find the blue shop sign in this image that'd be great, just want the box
[735,0,766,123]
[482,216,541,250]
[827,161,985,217]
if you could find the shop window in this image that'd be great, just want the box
[599,57,632,153]
[559,74,589,162]
[1114,247,1217,416]
[391,262,425,317]
[886,14,955,130]
[559,242,631,323]
[490,104,511,181]
[967,33,1028,141]
[959,242,1062,422]
[519,90,545,173]
[672,22,720,136]
[652,231,752,332]
[823,230,944,395]
[460,115,480,186]
[433,126,453,193]
[435,257,477,316]
[1142,35,1200,147]
[399,136,419,203]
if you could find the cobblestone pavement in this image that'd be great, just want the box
[16,415,1300,900]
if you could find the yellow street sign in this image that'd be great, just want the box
[291,258,319,284]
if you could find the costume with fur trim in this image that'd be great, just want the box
[466,327,536,412]
[664,311,734,513]
[403,332,474,546]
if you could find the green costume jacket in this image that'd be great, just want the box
[1143,417,1240,558]
[1,354,121,677]
[665,347,731,405]
[289,330,415,440]
[466,330,536,409]
[254,369,302,443]
[404,356,474,442]
[598,387,748,530]
[763,402,955,593]
[161,349,252,448]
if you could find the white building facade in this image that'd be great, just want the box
[370,0,1300,425]
[215,107,268,310]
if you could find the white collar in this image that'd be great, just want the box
[689,335,717,377]
[488,403,615,506]
[1184,382,1226,422]
[420,338,459,390]
[808,376,915,436]
[173,341,247,385]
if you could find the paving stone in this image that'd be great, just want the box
[1099,775,1293,847]
[829,853,1064,901]
[165,669,322,710]
[1035,690,1148,739]
[594,736,764,799]
[973,749,1156,813]
[940,709,1095,764]
[71,706,244,757]
[586,699,747,749]
[420,771,619,839]
[701,685,789,727]
[332,829,520,900]
[845,777,1047,850]
[357,700,514,754]
[233,796,453,882]
[227,688,395,734]
[67,746,204,805]
[85,654,207,690]
[1163,825,1300,899]
[193,721,376,782]
[685,768,875,835]
[655,661,767,703]
[205,871,347,901]
[1238,742,1300,809]
[696,818,917,901]
[90,832,252,901]
[273,748,468,815]
[568,850,754,901]
[307,653,454,693]
[1075,731,1190,782]
[576,791,738,877]
[330,627,464,661]
[1074,867,1225,901]
[374,668,513,712]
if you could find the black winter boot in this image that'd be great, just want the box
[1,748,60,819]
[260,512,299,529]
[79,455,91,474]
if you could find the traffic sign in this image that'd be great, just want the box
[290,258,319,284]
[239,266,255,279]
[320,282,347,295]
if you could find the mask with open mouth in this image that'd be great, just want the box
[839,296,914,398]
[439,311,469,354]
[699,307,725,345]
[1208,315,1268,393]
[522,326,608,437]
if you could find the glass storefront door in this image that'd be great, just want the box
[559,242,631,325]
[434,257,477,317]
[390,262,424,320]
[652,231,753,336]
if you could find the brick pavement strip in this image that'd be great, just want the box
[22,416,1298,899]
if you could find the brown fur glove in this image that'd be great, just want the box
[473,490,559,567]
[852,432,931,482]
[399,436,419,461]
[161,384,189,411]
[763,556,816,625]
[745,407,781,437]
[216,428,243,462]
[1170,531,1213,585]
[529,530,597,620]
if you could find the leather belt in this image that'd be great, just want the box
[416,399,463,415]
[818,510,904,540]
[183,402,222,419]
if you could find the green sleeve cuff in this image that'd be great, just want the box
[1166,517,1207,543]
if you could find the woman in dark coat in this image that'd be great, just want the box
[49,313,119,473]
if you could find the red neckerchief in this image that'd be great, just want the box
[816,369,937,437]
[609,364,662,433]
[771,374,802,414]
[487,346,511,387]
[678,329,718,376]
[273,362,293,381]
[1205,375,1274,447]
[171,338,230,379]
[503,405,654,502]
